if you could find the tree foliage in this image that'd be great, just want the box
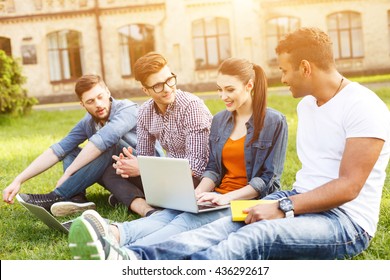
[0,50,38,116]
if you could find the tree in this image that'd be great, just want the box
[0,50,37,116]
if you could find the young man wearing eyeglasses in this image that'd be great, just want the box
[111,52,212,187]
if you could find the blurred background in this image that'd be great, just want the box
[1,0,389,103]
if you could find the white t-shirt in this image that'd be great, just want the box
[293,82,390,237]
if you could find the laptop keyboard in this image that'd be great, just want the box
[198,204,219,210]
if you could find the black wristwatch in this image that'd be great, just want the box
[279,197,294,218]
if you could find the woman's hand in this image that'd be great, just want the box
[197,192,232,206]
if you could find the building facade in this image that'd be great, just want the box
[1,0,390,102]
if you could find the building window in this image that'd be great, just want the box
[119,24,155,77]
[266,17,300,64]
[327,11,364,59]
[0,0,15,12]
[0,37,12,56]
[192,17,231,70]
[47,30,83,82]
[388,11,390,55]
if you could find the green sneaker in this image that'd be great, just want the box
[68,210,131,260]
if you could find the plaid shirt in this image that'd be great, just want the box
[137,90,212,179]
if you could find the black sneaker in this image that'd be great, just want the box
[107,194,120,207]
[18,192,64,212]
[70,193,89,204]
[145,209,161,217]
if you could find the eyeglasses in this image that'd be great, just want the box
[144,73,177,93]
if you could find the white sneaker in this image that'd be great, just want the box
[51,201,96,217]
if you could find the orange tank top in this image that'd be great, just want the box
[215,136,247,194]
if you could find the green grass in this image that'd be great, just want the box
[348,74,390,84]
[0,88,389,260]
[269,73,390,87]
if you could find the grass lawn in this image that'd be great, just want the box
[0,87,389,260]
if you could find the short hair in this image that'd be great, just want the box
[133,52,168,85]
[75,74,107,100]
[275,27,335,71]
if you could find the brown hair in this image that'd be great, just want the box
[134,52,168,85]
[275,27,335,71]
[218,57,267,144]
[74,74,107,100]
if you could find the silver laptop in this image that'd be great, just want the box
[137,156,230,213]
[16,194,73,233]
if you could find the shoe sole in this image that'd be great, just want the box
[51,202,96,217]
[68,217,104,260]
[81,210,108,237]
[80,210,130,260]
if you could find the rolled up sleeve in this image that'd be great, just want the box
[248,113,288,198]
[89,102,138,151]
[50,114,90,160]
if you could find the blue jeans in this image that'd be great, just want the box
[53,147,114,199]
[127,190,371,260]
[115,207,230,247]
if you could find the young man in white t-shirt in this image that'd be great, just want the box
[67,27,390,260]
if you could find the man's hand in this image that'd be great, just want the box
[243,201,282,224]
[2,181,21,204]
[112,147,140,177]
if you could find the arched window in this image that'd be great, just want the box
[0,37,12,56]
[327,11,364,59]
[266,17,300,64]
[192,17,231,70]
[47,30,83,82]
[119,24,155,77]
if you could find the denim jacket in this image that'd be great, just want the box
[51,97,163,160]
[202,108,288,198]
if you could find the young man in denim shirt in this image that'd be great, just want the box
[2,74,162,217]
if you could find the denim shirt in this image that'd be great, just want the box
[202,108,288,198]
[50,97,163,160]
